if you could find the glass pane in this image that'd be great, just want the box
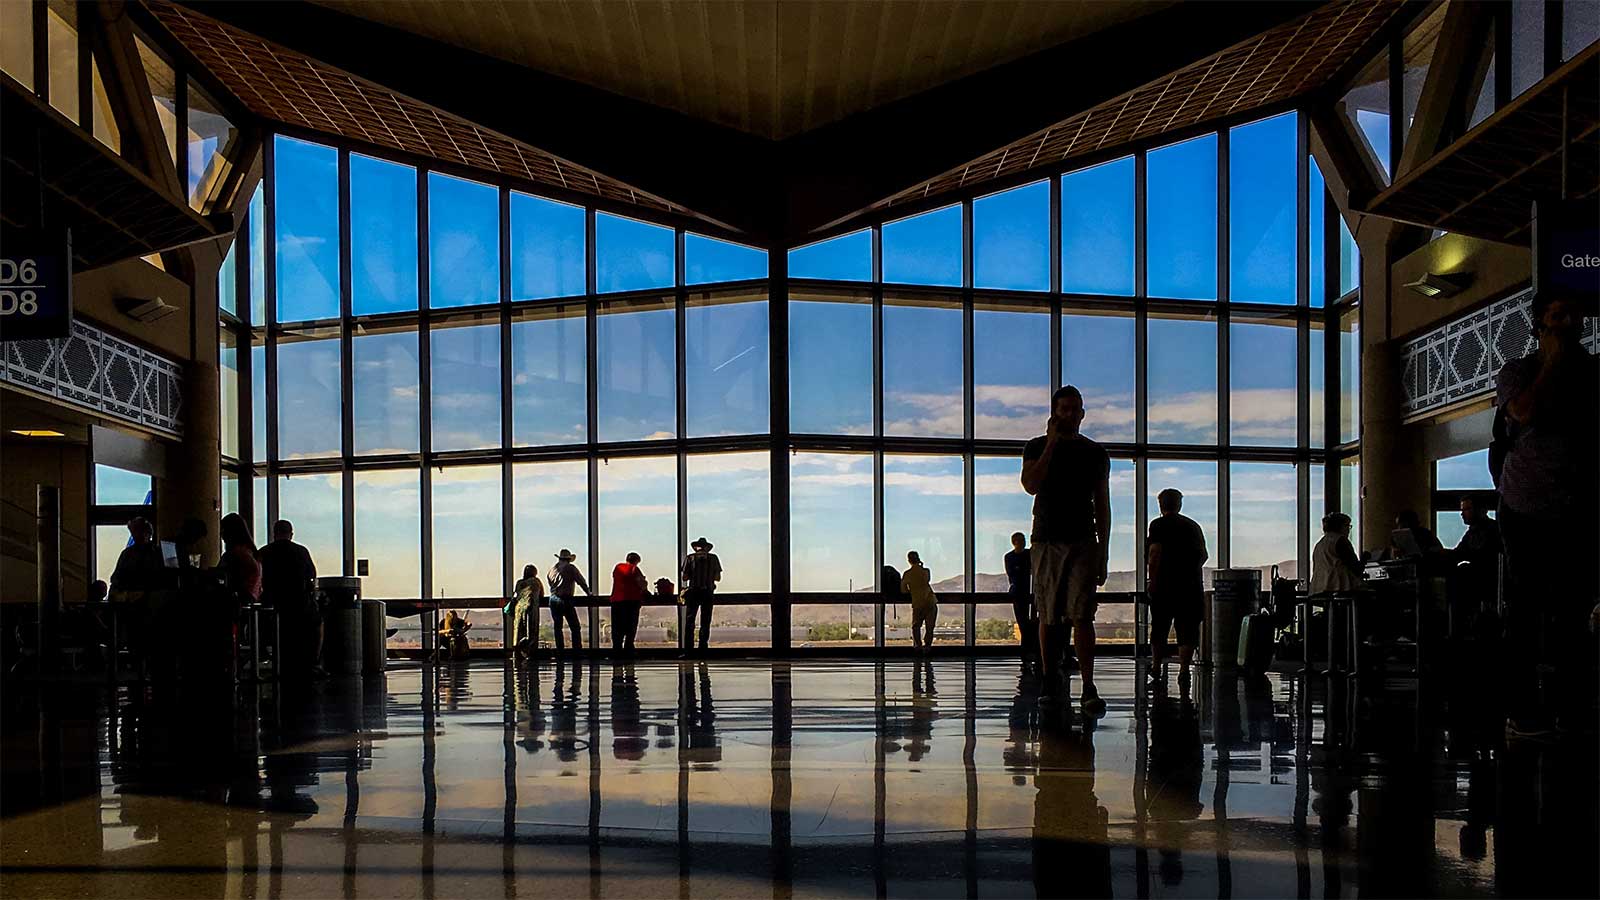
[91,56,119,153]
[598,455,677,597]
[1230,462,1298,574]
[1309,159,1327,307]
[0,0,33,89]
[354,469,421,599]
[1436,449,1492,491]
[276,473,343,576]
[1062,156,1135,296]
[883,454,965,645]
[46,2,76,121]
[883,295,962,437]
[596,213,674,293]
[597,296,675,442]
[1310,316,1326,450]
[511,303,586,446]
[251,341,266,463]
[789,292,872,435]
[1339,52,1391,182]
[137,35,178,172]
[276,335,341,460]
[428,172,500,309]
[253,478,267,552]
[1145,460,1217,579]
[96,525,127,587]
[1062,310,1136,444]
[430,318,501,452]
[1510,0,1544,99]
[95,465,152,505]
[351,154,419,315]
[1108,458,1137,589]
[274,136,340,322]
[1147,313,1217,445]
[788,229,871,281]
[881,204,962,287]
[1147,134,1218,300]
[790,452,874,592]
[1566,0,1600,61]
[219,330,240,459]
[1230,317,1298,447]
[221,472,240,518]
[974,455,1028,645]
[686,292,768,437]
[685,234,767,284]
[219,241,238,318]
[974,302,1049,439]
[1436,507,1494,552]
[686,452,771,591]
[973,180,1048,291]
[186,83,235,212]
[432,466,502,600]
[511,459,590,594]
[1309,462,1325,552]
[1340,456,1361,547]
[249,185,266,324]
[1339,306,1360,444]
[352,329,419,455]
[1338,217,1359,297]
[1468,48,1496,130]
[1229,113,1296,303]
[510,192,585,300]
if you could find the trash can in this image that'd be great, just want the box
[1209,569,1261,669]
[318,576,363,676]
[362,599,387,674]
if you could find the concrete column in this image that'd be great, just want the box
[159,241,225,561]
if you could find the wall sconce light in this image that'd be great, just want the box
[1403,272,1472,299]
[115,295,178,324]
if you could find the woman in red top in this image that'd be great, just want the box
[609,552,648,655]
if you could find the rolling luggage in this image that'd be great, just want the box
[1237,611,1276,673]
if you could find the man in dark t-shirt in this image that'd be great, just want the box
[1146,489,1208,682]
[259,519,321,677]
[1021,385,1111,715]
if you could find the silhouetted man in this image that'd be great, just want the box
[259,519,321,677]
[1005,531,1038,673]
[1147,488,1208,683]
[109,517,164,593]
[680,537,722,654]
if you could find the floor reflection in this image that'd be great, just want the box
[1,658,1594,897]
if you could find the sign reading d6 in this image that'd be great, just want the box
[0,232,73,342]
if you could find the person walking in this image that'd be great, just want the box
[1146,489,1208,685]
[901,551,937,652]
[546,549,590,654]
[609,552,648,656]
[1021,385,1111,716]
[511,564,544,660]
[680,538,721,654]
[259,519,322,678]
[1005,532,1037,673]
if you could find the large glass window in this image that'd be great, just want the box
[1147,312,1217,445]
[881,205,962,287]
[596,213,674,293]
[352,327,419,455]
[884,454,965,644]
[686,452,771,592]
[1229,113,1297,304]
[276,472,343,575]
[1230,462,1298,573]
[973,181,1048,292]
[511,459,589,586]
[1148,134,1218,300]
[1338,217,1359,296]
[431,465,503,599]
[597,455,678,592]
[788,229,871,282]
[597,295,676,442]
[1339,305,1360,444]
[790,452,874,592]
[354,469,421,599]
[1108,458,1137,589]
[1339,52,1391,182]
[1061,156,1135,296]
[511,303,587,446]
[1062,309,1136,443]
[219,241,238,319]
[428,172,499,309]
[186,82,236,212]
[789,289,872,435]
[1566,1,1600,61]
[251,341,266,463]
[1309,159,1327,307]
[686,291,769,437]
[351,154,419,315]
[973,300,1049,440]
[45,1,76,121]
[685,234,767,284]
[219,331,240,460]
[974,455,1030,590]
[0,0,33,89]
[511,192,586,301]
[274,136,340,322]
[1230,315,1298,448]
[1436,448,1492,492]
[883,294,962,437]
[430,315,501,452]
[276,330,342,460]
[1145,460,1217,576]
[1340,456,1361,547]
[1310,315,1326,449]
[249,186,266,324]
[95,465,152,506]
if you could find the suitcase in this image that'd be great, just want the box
[1237,611,1276,673]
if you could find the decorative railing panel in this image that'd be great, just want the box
[1400,287,1598,417]
[1,320,184,437]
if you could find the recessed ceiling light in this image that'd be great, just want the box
[10,429,66,437]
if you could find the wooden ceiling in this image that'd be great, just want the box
[309,0,1177,139]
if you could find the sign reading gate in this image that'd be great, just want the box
[0,231,73,342]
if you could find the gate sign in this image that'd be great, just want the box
[0,232,73,342]
[1533,200,1600,313]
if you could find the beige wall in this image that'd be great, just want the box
[0,443,90,605]
[73,259,194,361]
[1389,233,1531,340]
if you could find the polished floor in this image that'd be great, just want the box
[1,657,1594,898]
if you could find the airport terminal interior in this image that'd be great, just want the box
[1,0,1597,896]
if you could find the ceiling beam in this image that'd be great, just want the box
[90,0,184,200]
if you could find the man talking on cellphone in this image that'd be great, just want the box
[1021,385,1111,716]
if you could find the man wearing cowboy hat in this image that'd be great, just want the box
[547,549,592,654]
[680,538,722,654]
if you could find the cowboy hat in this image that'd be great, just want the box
[690,537,713,551]
[555,549,577,561]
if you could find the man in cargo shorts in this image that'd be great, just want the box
[1021,385,1111,716]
